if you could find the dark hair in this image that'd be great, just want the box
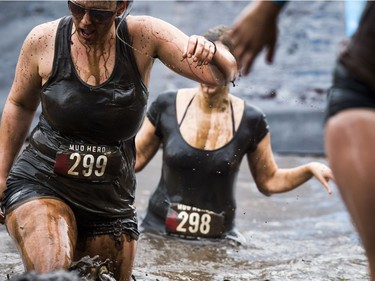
[203,25,234,54]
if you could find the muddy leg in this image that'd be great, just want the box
[326,109,375,280]
[5,198,77,272]
[76,233,137,281]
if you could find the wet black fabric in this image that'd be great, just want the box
[141,92,269,236]
[325,62,375,121]
[3,16,148,238]
[326,1,375,120]
[340,1,375,93]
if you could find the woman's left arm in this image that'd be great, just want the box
[128,15,237,86]
[247,133,333,196]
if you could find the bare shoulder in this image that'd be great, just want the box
[21,18,62,82]
[176,88,196,122]
[229,94,245,129]
[127,15,167,30]
[177,88,196,104]
[229,94,245,108]
[126,14,178,42]
[24,18,61,52]
[126,15,158,34]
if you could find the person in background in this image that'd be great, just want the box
[135,25,333,244]
[231,1,375,279]
[0,1,237,280]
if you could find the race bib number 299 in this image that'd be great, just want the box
[53,144,121,182]
[165,203,225,238]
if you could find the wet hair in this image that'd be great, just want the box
[203,25,234,54]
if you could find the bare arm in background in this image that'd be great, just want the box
[231,1,285,75]
[248,133,333,196]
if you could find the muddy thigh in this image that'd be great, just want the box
[5,198,77,272]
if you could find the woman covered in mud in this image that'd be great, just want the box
[135,25,334,244]
[0,1,237,280]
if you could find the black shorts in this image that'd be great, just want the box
[2,177,139,242]
[325,62,375,121]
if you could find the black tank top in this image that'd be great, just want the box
[40,16,148,144]
[6,16,148,221]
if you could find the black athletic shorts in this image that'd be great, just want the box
[325,62,375,121]
[2,177,139,242]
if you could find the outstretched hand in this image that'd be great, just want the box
[309,162,335,194]
[182,35,216,66]
[230,1,282,75]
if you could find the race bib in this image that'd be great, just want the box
[53,143,122,182]
[165,203,225,238]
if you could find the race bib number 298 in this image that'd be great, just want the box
[53,144,121,182]
[165,203,225,238]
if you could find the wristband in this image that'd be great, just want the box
[208,40,217,55]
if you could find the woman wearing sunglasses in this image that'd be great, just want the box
[0,1,237,280]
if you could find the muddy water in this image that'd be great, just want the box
[0,152,369,280]
[132,152,368,281]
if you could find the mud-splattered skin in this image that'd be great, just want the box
[179,83,237,151]
[0,1,237,280]
[6,199,77,272]
[70,29,116,86]
[70,1,117,86]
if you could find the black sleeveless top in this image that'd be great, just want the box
[4,16,148,223]
[141,92,268,235]
[42,16,148,143]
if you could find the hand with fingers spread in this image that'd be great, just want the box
[307,162,334,194]
[182,35,217,66]
[230,1,285,75]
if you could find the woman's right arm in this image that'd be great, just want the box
[0,27,43,207]
[135,117,161,172]
[128,15,237,88]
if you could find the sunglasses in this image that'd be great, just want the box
[68,1,116,23]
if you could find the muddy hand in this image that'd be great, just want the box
[309,162,335,194]
[182,35,216,66]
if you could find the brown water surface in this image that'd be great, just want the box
[0,153,368,280]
